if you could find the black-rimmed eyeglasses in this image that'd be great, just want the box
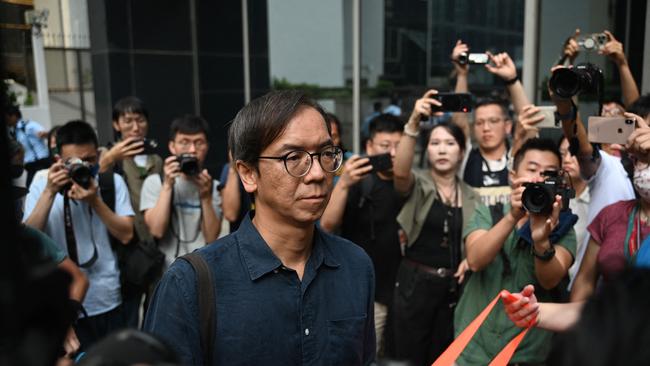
[258,146,344,177]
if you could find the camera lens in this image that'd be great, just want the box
[69,163,92,189]
[522,184,553,215]
[549,68,580,98]
[458,52,468,65]
[178,154,200,176]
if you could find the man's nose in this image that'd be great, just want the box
[304,156,326,182]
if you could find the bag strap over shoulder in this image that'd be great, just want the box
[179,252,216,365]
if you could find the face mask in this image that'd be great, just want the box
[633,162,650,202]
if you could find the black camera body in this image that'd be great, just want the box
[64,158,93,189]
[177,154,200,176]
[522,171,575,215]
[549,63,603,99]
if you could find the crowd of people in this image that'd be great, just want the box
[5,28,650,366]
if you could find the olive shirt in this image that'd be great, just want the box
[397,169,480,256]
[454,202,576,366]
[120,155,163,243]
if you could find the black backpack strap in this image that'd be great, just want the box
[179,253,216,365]
[98,172,119,251]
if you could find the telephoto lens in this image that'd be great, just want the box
[177,154,200,176]
[549,63,602,99]
[65,158,93,189]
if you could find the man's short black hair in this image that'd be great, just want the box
[169,115,210,141]
[229,90,328,165]
[512,138,561,172]
[5,104,21,118]
[56,120,98,150]
[368,114,403,140]
[112,96,149,121]
[627,94,650,119]
[474,98,510,120]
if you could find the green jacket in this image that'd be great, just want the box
[396,169,480,258]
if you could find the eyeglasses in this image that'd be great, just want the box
[175,139,208,149]
[258,146,343,177]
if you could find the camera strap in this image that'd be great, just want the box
[63,194,98,268]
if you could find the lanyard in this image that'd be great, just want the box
[624,205,642,262]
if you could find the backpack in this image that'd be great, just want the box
[98,172,165,294]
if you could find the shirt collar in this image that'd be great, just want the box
[236,213,340,281]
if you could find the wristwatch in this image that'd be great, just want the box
[532,244,556,261]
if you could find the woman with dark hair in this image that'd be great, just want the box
[390,89,480,365]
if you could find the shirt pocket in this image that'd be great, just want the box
[326,314,367,365]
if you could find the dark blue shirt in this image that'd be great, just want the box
[144,214,376,365]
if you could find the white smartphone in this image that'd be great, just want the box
[536,106,559,129]
[588,116,636,144]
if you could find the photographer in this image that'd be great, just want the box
[98,97,164,328]
[450,41,533,204]
[23,120,135,349]
[454,138,576,365]
[320,114,404,355]
[5,104,51,185]
[140,115,222,269]
[549,64,636,294]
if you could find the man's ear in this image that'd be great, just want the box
[505,119,513,135]
[112,120,120,134]
[236,160,258,194]
[168,140,176,155]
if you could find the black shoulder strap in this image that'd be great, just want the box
[357,174,377,241]
[99,172,116,212]
[179,253,216,366]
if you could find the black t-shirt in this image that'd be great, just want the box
[463,147,509,188]
[405,198,462,269]
[340,173,405,305]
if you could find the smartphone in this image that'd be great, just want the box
[458,52,489,65]
[141,138,158,155]
[431,92,473,113]
[588,116,635,144]
[536,106,559,129]
[367,153,392,172]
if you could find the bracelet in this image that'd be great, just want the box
[403,124,420,138]
[503,75,519,86]
[532,244,556,261]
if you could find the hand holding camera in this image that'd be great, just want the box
[108,136,145,162]
[338,155,372,190]
[46,160,72,195]
[625,113,650,163]
[162,155,181,188]
[451,40,470,75]
[192,169,214,201]
[599,30,626,66]
[67,174,98,204]
[407,89,443,129]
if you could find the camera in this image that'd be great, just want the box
[64,158,93,189]
[577,33,608,51]
[549,63,603,99]
[177,154,200,176]
[457,52,489,65]
[522,170,575,215]
[142,138,158,155]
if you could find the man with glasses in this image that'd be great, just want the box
[320,114,404,355]
[140,115,222,269]
[144,90,376,365]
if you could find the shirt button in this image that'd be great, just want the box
[304,328,310,336]
[273,269,279,274]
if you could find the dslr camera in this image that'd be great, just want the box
[64,158,94,189]
[577,33,608,51]
[549,63,603,99]
[522,170,575,215]
[177,154,200,176]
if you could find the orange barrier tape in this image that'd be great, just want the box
[432,290,533,366]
